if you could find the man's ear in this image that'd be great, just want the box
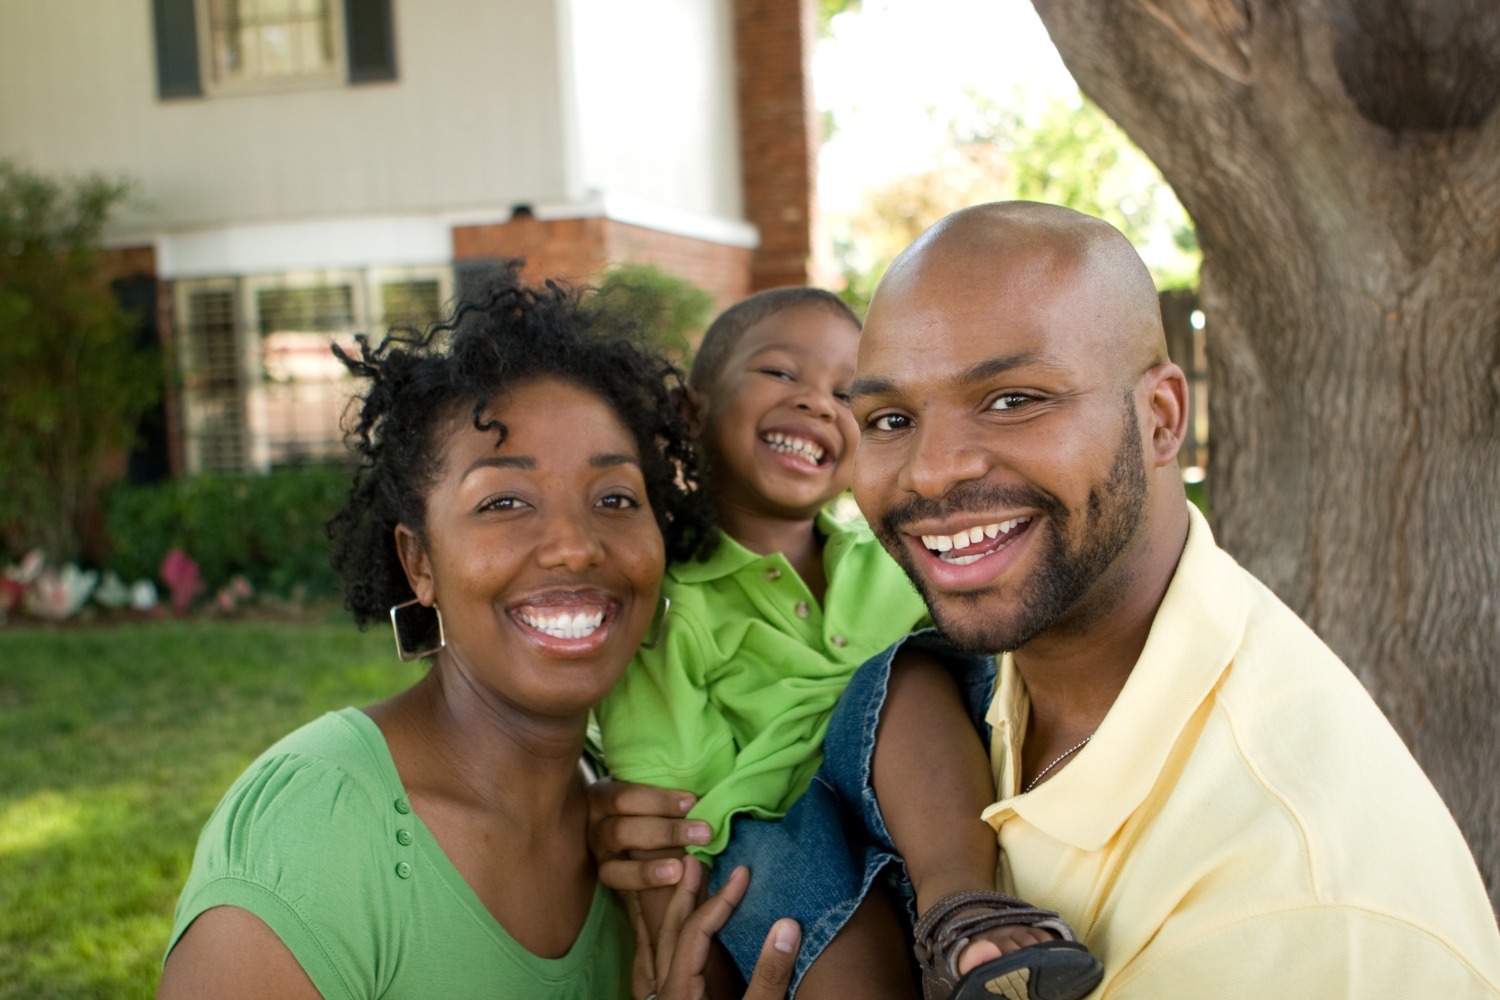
[672,386,707,440]
[394,524,435,606]
[1144,362,1189,469]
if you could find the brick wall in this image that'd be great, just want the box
[734,0,818,291]
[452,216,752,316]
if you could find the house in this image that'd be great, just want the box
[0,0,820,476]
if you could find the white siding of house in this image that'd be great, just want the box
[565,0,744,224]
[0,0,574,239]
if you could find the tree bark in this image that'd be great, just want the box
[1029,0,1500,905]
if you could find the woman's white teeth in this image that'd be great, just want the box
[519,610,604,639]
[920,517,1030,556]
[764,432,825,464]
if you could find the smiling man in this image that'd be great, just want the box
[828,202,1500,998]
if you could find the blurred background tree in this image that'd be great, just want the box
[830,90,1198,311]
[0,161,158,564]
[588,262,716,363]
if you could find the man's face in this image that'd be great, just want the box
[851,255,1149,653]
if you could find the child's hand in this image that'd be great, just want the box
[588,778,713,890]
[632,858,800,1000]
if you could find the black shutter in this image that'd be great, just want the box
[346,0,398,84]
[152,0,202,100]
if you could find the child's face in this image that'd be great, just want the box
[697,305,861,522]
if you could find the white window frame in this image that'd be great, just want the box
[195,0,348,97]
[175,266,455,474]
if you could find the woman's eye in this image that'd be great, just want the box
[990,393,1034,411]
[597,492,640,510]
[869,412,912,432]
[479,494,527,513]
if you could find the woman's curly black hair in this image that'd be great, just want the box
[325,262,715,636]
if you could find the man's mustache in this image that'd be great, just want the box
[878,481,1065,538]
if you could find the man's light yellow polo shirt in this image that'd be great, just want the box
[982,504,1500,998]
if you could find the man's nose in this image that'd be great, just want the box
[898,419,991,499]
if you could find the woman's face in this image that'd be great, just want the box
[398,377,666,722]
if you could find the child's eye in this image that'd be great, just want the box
[757,367,794,382]
[989,393,1036,412]
[868,412,912,432]
[597,492,640,510]
[479,494,528,513]
[833,389,853,406]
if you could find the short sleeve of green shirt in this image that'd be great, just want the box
[598,512,928,857]
[167,709,633,999]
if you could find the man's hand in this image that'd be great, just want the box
[633,858,800,1000]
[588,778,714,891]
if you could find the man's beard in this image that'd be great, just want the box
[876,398,1148,654]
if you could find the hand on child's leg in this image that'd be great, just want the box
[587,777,713,891]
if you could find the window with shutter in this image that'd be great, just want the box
[153,0,396,99]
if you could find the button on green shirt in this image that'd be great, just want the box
[598,510,928,858]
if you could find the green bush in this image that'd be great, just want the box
[103,466,353,599]
[0,161,158,562]
[588,263,714,362]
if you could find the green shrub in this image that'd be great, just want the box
[588,263,714,362]
[103,466,353,599]
[0,161,158,562]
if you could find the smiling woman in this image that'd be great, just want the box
[155,266,798,999]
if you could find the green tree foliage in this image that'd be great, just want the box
[0,161,158,562]
[832,90,1199,310]
[819,0,862,37]
[588,263,715,363]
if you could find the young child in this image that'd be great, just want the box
[598,287,924,861]
[596,288,1100,1000]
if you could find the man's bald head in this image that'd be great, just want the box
[872,201,1169,383]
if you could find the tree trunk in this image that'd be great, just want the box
[1029,0,1500,905]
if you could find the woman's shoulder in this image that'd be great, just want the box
[192,710,400,876]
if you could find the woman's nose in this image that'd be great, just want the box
[535,512,604,571]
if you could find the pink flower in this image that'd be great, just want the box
[160,548,205,614]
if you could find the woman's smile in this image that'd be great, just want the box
[510,588,619,650]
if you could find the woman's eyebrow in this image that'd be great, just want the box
[463,455,534,478]
[590,453,640,469]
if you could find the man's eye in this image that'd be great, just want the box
[869,413,912,432]
[990,393,1034,411]
[598,493,640,510]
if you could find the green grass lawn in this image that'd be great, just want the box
[0,619,413,999]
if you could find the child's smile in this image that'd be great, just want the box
[762,429,834,469]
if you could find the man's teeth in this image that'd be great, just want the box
[920,518,1031,555]
[518,610,605,639]
[764,432,825,465]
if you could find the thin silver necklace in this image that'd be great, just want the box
[1023,734,1094,793]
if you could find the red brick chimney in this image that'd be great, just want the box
[734,0,819,291]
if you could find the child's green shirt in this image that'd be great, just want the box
[597,510,929,858]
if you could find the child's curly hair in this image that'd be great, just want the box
[326,262,714,638]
